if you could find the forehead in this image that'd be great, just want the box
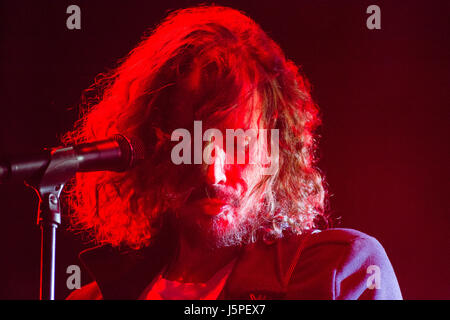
[206,93,263,131]
[168,90,263,132]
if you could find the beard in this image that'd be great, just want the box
[173,183,262,249]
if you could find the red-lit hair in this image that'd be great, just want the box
[64,5,326,249]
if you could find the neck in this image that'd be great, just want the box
[163,231,240,283]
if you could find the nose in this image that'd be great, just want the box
[206,145,227,185]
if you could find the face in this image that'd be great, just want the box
[169,98,273,247]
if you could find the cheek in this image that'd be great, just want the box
[243,165,264,189]
[224,143,267,189]
[224,163,262,192]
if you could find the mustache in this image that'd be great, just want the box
[187,183,241,207]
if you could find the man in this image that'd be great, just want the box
[66,6,402,300]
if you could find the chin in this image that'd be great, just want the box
[209,209,251,248]
[177,199,253,248]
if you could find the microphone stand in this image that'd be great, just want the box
[4,134,137,299]
[27,146,79,300]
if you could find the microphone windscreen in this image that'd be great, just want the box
[112,134,145,170]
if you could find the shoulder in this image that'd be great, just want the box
[304,227,379,246]
[66,281,103,300]
[277,228,387,267]
[302,228,394,272]
[285,228,402,300]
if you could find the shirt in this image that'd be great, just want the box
[139,260,236,300]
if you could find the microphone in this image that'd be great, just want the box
[0,135,145,184]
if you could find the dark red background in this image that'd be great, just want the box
[0,0,448,299]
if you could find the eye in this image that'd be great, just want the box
[237,136,251,165]
[243,135,251,147]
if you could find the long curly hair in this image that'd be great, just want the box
[64,5,327,249]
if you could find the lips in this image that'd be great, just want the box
[193,198,228,215]
[187,185,232,215]
[188,184,223,203]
